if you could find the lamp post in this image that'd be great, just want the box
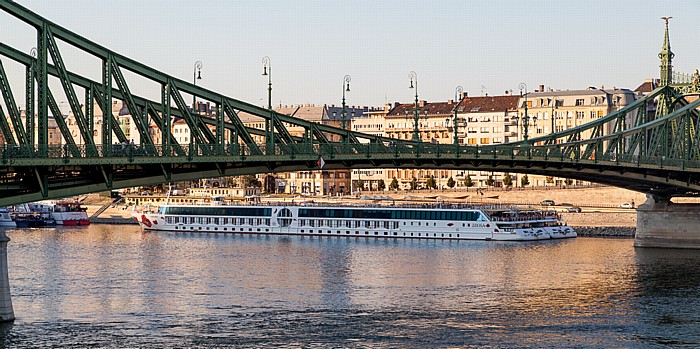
[193,61,202,110]
[341,75,351,131]
[409,71,421,141]
[262,56,272,110]
[262,56,273,154]
[453,85,463,145]
[551,96,558,135]
[518,83,529,141]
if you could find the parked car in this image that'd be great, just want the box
[567,206,582,213]
[619,203,634,209]
[540,200,555,206]
[560,202,573,207]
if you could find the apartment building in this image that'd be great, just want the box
[514,85,636,186]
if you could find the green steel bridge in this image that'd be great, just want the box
[1,0,699,207]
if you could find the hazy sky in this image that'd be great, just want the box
[2,0,699,110]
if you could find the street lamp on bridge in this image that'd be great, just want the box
[341,75,351,131]
[451,85,463,145]
[550,95,558,135]
[516,82,534,141]
[262,56,272,110]
[262,56,274,154]
[409,71,421,141]
[192,61,202,111]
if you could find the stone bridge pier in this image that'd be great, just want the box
[0,230,14,322]
[635,195,700,249]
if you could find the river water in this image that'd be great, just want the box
[0,225,698,348]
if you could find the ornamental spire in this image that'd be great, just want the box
[659,17,674,85]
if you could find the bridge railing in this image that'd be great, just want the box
[2,142,700,171]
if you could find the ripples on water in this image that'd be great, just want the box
[0,225,699,348]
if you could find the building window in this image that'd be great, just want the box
[575,99,584,106]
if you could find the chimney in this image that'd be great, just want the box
[462,92,468,98]
[418,100,426,107]
[539,84,545,92]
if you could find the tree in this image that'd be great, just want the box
[410,177,418,190]
[243,175,262,188]
[377,179,386,191]
[485,175,495,187]
[426,175,437,190]
[503,173,513,187]
[546,176,554,184]
[447,176,456,189]
[464,175,474,188]
[263,175,276,193]
[521,174,530,187]
[355,179,364,191]
[390,177,399,190]
[564,178,573,186]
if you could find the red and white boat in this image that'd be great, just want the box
[51,201,90,226]
[22,201,91,226]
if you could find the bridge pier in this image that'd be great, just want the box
[0,230,13,322]
[635,195,700,249]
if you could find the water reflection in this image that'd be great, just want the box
[1,227,699,348]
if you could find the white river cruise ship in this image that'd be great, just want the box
[133,202,575,241]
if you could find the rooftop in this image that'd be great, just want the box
[455,95,519,113]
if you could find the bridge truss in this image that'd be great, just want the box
[0,0,699,206]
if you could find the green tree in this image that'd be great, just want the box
[447,176,456,189]
[389,177,400,190]
[243,175,262,188]
[410,177,418,190]
[503,173,513,187]
[426,175,437,189]
[355,179,364,191]
[485,175,495,187]
[464,175,474,188]
[377,179,386,191]
[546,176,554,184]
[521,174,530,187]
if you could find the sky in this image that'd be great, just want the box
[1,0,699,111]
